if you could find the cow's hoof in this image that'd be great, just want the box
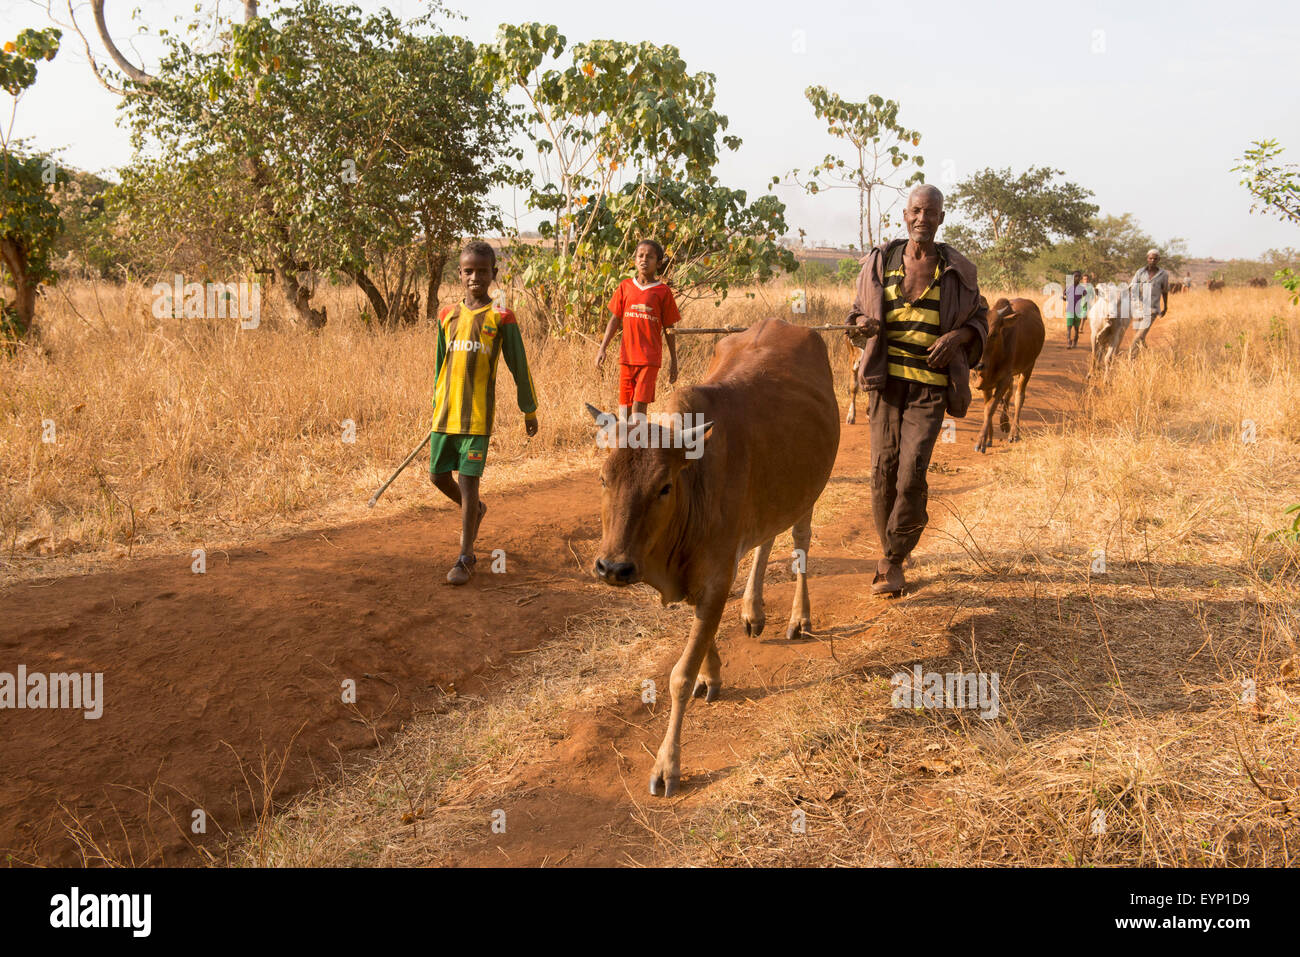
[846,412,856,425]
[649,762,679,797]
[786,619,812,641]
[691,681,722,702]
[743,613,766,637]
[693,680,720,702]
[1009,433,1020,444]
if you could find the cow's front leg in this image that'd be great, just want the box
[786,509,814,639]
[974,391,998,453]
[652,592,727,797]
[1008,370,1032,442]
[741,539,774,636]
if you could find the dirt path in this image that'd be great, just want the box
[448,330,1095,866]
[0,323,1091,866]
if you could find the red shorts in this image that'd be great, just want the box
[619,363,659,405]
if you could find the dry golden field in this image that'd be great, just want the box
[3,280,1298,866]
[0,280,848,584]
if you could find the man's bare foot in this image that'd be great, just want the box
[871,558,905,597]
[447,554,477,586]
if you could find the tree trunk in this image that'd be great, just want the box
[392,251,409,326]
[274,264,326,328]
[424,244,446,323]
[1,237,38,339]
[348,267,389,325]
[242,155,326,327]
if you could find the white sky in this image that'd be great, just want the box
[4,0,1298,258]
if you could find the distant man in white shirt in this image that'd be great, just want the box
[1128,249,1170,357]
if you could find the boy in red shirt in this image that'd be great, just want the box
[595,240,681,420]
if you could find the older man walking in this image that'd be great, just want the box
[1128,249,1170,357]
[847,185,989,596]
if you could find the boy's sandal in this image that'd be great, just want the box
[447,554,477,586]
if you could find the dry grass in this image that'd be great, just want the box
[628,286,1300,866]
[7,276,1297,866]
[226,594,696,866]
[224,286,1299,868]
[0,277,851,585]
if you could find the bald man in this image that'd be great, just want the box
[1128,249,1170,357]
[846,185,989,596]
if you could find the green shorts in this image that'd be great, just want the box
[1065,313,1083,328]
[430,432,489,478]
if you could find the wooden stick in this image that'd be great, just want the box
[670,323,854,335]
[367,431,432,507]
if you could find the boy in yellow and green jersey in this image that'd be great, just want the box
[430,241,538,585]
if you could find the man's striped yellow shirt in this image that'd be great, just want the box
[883,248,948,387]
[432,303,538,436]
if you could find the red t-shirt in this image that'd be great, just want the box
[608,277,680,367]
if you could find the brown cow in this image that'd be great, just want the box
[1248,277,1269,288]
[588,318,840,796]
[1169,281,1184,294]
[1209,279,1226,292]
[972,298,1045,453]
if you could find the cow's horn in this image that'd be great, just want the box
[585,402,612,424]
[678,418,714,449]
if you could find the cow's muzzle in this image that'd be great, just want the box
[594,557,639,586]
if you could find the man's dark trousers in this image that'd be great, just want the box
[868,377,948,565]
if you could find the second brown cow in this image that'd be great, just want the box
[972,297,1045,454]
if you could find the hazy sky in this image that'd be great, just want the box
[4,0,1298,258]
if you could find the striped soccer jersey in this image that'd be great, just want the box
[431,302,538,436]
[883,246,948,387]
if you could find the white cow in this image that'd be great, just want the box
[1088,282,1132,377]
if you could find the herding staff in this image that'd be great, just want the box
[670,323,854,335]
[367,431,432,507]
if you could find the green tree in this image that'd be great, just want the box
[1234,139,1300,302]
[48,165,116,280]
[1033,214,1181,284]
[837,257,862,285]
[782,86,924,250]
[102,1,514,326]
[101,153,255,282]
[477,23,794,334]
[944,166,1098,286]
[1,27,65,340]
